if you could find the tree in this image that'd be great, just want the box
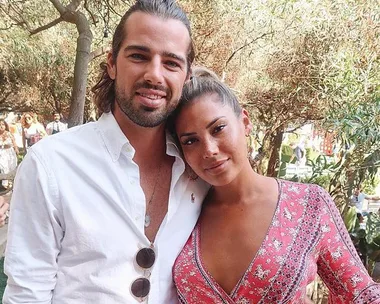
[1,0,127,125]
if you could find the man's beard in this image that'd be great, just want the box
[115,81,177,128]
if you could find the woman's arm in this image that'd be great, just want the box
[9,132,19,155]
[315,186,380,303]
[22,129,26,151]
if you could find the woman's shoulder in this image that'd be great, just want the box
[277,179,330,209]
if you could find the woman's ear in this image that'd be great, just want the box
[107,51,116,80]
[242,109,253,136]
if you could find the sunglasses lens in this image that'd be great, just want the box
[136,248,155,269]
[131,278,150,298]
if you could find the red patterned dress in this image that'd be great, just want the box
[173,181,380,303]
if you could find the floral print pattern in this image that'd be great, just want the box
[173,180,380,303]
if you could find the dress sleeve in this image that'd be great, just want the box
[3,148,64,303]
[315,186,380,303]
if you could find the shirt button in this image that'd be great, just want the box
[130,180,135,185]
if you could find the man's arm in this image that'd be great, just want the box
[3,149,63,303]
[45,123,53,135]
[363,193,380,201]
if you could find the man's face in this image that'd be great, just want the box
[107,12,191,128]
[54,114,60,122]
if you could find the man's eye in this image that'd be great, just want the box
[166,61,180,68]
[129,54,146,60]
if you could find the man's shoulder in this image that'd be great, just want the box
[32,122,97,152]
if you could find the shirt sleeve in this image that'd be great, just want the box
[3,148,64,303]
[45,123,52,135]
[315,186,380,303]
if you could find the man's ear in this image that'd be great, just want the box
[242,109,253,136]
[185,66,192,82]
[107,51,116,80]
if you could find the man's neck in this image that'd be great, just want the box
[113,104,167,163]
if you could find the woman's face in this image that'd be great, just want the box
[175,93,252,187]
[24,115,33,126]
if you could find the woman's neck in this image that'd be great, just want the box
[207,166,276,208]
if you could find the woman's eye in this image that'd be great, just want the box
[213,125,226,134]
[182,138,197,146]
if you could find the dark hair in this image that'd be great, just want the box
[168,66,242,138]
[0,119,9,132]
[92,0,195,114]
[174,66,241,116]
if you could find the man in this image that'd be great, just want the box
[45,112,67,135]
[3,1,209,303]
[289,141,306,166]
[350,187,380,214]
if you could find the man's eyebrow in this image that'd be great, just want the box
[162,51,186,65]
[124,45,150,53]
[123,46,186,65]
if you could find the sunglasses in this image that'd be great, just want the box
[131,247,156,301]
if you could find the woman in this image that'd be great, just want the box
[21,112,46,150]
[170,68,380,303]
[0,119,18,189]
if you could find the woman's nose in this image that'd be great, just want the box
[203,139,218,158]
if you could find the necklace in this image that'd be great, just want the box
[144,160,163,228]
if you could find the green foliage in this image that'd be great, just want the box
[0,258,6,299]
[281,144,293,163]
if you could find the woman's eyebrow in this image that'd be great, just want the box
[179,117,226,139]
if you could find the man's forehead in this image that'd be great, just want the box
[123,11,190,46]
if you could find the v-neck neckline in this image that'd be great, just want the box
[194,179,283,301]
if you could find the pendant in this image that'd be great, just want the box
[144,214,151,228]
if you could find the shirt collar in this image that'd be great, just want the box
[97,112,183,162]
[97,112,132,161]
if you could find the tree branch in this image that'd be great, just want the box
[2,2,32,32]
[49,0,69,15]
[30,17,63,35]
[84,0,97,25]
[224,31,275,68]
[90,45,110,61]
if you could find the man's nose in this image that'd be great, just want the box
[144,58,164,85]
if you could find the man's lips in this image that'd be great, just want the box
[136,89,166,99]
[135,89,167,108]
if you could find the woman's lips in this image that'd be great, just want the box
[205,159,229,173]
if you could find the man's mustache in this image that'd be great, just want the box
[134,82,170,96]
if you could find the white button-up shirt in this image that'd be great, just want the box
[4,112,209,304]
[45,121,68,135]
